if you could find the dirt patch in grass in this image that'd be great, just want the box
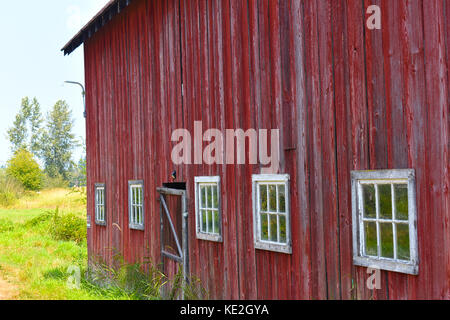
[0,276,18,300]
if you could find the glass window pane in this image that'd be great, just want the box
[269,214,278,242]
[269,185,277,211]
[261,213,268,240]
[279,215,287,243]
[207,186,213,208]
[362,184,376,218]
[214,211,220,235]
[278,185,286,213]
[201,210,207,232]
[200,186,206,208]
[207,210,213,233]
[212,185,219,209]
[397,224,410,260]
[379,184,392,219]
[380,223,394,258]
[395,184,409,221]
[364,222,377,256]
[260,185,267,211]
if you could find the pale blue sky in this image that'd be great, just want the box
[0,0,109,166]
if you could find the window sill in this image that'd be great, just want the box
[196,232,222,243]
[95,221,107,227]
[129,224,145,231]
[353,255,418,275]
[255,241,292,254]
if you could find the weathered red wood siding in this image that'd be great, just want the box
[84,0,450,299]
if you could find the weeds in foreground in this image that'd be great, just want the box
[84,255,208,300]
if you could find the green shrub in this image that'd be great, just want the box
[6,149,43,191]
[0,169,24,207]
[49,209,86,244]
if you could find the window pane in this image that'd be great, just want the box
[200,186,206,208]
[207,210,213,233]
[260,185,267,211]
[395,184,409,221]
[201,210,207,232]
[269,185,277,211]
[362,184,376,218]
[380,223,394,258]
[139,188,143,206]
[278,185,286,213]
[207,186,213,208]
[269,214,278,242]
[397,224,410,260]
[261,213,268,240]
[214,211,220,235]
[379,184,392,219]
[364,222,377,256]
[279,215,287,243]
[212,185,219,209]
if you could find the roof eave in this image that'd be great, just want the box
[61,0,133,55]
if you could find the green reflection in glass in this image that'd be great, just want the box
[214,211,220,235]
[279,185,286,213]
[364,221,377,256]
[270,214,278,242]
[397,223,410,260]
[269,185,277,211]
[261,213,268,240]
[380,223,394,258]
[207,210,213,233]
[279,215,287,243]
[201,186,206,208]
[201,210,207,232]
[212,185,219,209]
[395,184,408,221]
[363,184,376,218]
[207,186,213,208]
[379,184,392,219]
[260,185,267,212]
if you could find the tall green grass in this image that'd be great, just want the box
[0,189,206,300]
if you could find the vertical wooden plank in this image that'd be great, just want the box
[303,0,327,300]
[332,0,355,301]
[399,0,427,299]
[422,0,449,299]
[290,0,313,300]
[346,0,370,300]
[317,0,341,300]
[363,0,391,300]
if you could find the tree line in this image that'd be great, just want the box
[5,97,86,191]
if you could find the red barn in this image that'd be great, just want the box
[63,0,450,299]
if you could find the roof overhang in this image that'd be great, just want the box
[61,0,133,55]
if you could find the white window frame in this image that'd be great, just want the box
[95,183,106,226]
[351,169,419,275]
[252,174,291,254]
[128,180,145,231]
[194,176,222,242]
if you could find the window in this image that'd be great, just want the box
[351,169,418,275]
[252,174,291,254]
[194,176,222,242]
[95,184,106,225]
[129,181,144,230]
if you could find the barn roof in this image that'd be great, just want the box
[61,0,133,55]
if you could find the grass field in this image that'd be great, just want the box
[0,188,204,300]
[0,188,130,300]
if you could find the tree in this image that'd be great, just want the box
[7,97,43,157]
[6,148,43,191]
[39,100,78,181]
